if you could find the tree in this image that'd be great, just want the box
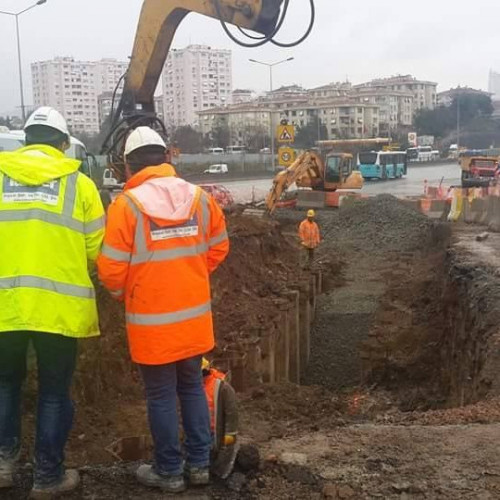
[210,122,230,149]
[294,116,328,149]
[171,125,204,153]
[414,94,494,139]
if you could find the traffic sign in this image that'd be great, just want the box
[279,147,296,167]
[277,124,295,144]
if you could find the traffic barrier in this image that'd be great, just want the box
[448,189,464,222]
[487,196,500,232]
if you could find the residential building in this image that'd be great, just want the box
[230,89,255,105]
[31,57,128,134]
[198,96,379,145]
[162,45,232,129]
[438,86,492,107]
[353,75,437,114]
[308,82,352,100]
[488,70,500,101]
[352,89,413,134]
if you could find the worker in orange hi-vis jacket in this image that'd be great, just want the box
[97,126,229,494]
[298,209,321,268]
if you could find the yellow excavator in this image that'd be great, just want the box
[102,0,315,180]
[265,150,364,213]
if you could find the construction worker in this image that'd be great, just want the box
[299,209,321,267]
[97,127,229,493]
[0,107,105,498]
[201,358,238,479]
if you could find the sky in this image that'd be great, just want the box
[0,0,499,114]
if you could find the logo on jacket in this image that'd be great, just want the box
[150,215,199,241]
[2,176,61,205]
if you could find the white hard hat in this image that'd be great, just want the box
[124,126,166,158]
[24,106,69,136]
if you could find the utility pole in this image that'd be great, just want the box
[457,95,461,149]
[249,57,294,171]
[0,0,48,122]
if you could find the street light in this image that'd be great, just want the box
[0,0,48,122]
[249,57,294,170]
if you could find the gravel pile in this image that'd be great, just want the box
[316,195,436,253]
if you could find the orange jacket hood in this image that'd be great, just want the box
[125,164,200,223]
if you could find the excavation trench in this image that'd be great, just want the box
[9,198,500,499]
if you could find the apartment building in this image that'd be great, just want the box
[488,70,500,101]
[31,57,128,134]
[162,45,232,129]
[198,96,379,144]
[438,87,492,107]
[353,75,437,114]
[98,93,165,125]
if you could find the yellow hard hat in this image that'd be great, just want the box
[307,209,315,217]
[202,357,211,371]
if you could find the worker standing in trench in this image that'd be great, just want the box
[0,107,105,498]
[97,127,229,494]
[299,209,321,268]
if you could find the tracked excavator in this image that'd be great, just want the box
[99,0,315,479]
[265,150,364,213]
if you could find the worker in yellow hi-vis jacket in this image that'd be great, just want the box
[0,107,104,498]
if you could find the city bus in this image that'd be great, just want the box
[358,151,408,180]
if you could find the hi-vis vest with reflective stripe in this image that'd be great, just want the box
[0,148,105,338]
[97,173,229,365]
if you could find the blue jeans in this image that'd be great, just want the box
[0,331,77,485]
[139,356,211,476]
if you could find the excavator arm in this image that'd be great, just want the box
[265,151,324,214]
[122,0,282,115]
[103,0,283,179]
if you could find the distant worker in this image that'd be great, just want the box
[299,209,321,267]
[0,107,105,498]
[202,358,238,479]
[97,127,229,493]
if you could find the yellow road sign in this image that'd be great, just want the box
[279,147,296,167]
[277,124,295,144]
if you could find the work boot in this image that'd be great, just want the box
[0,449,21,489]
[29,469,80,499]
[186,465,210,486]
[136,464,186,493]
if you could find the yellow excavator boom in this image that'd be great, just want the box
[121,0,283,115]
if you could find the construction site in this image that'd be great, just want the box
[4,190,500,499]
[4,0,500,499]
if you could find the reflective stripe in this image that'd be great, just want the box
[131,242,208,265]
[126,301,211,326]
[0,275,95,299]
[85,215,105,234]
[109,289,124,298]
[209,230,228,247]
[200,191,209,240]
[62,172,78,216]
[124,195,147,254]
[101,243,131,262]
[0,209,84,233]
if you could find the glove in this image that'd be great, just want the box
[223,434,236,446]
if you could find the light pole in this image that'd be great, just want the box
[456,95,461,149]
[249,57,294,170]
[0,0,48,122]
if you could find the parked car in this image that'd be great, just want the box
[204,164,229,174]
[103,168,124,189]
[207,147,224,154]
[200,184,234,208]
[260,147,271,154]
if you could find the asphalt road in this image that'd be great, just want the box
[218,162,461,204]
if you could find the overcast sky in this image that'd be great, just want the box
[0,0,499,114]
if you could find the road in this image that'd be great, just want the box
[218,162,461,204]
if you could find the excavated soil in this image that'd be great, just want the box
[9,196,500,499]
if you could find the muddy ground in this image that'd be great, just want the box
[7,196,500,499]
